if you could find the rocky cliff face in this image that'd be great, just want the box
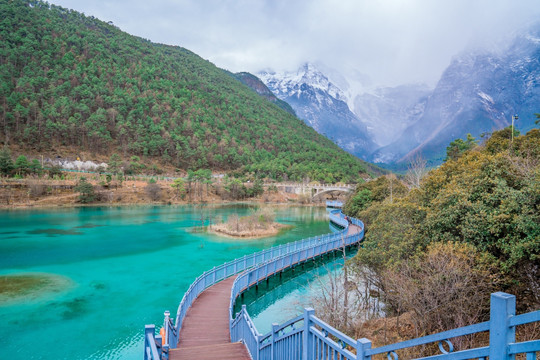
[232,72,297,116]
[259,63,376,159]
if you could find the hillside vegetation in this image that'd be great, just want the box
[0,0,375,183]
[342,128,539,346]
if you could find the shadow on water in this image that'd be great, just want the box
[74,224,107,229]
[27,228,84,236]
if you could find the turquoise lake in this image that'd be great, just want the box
[0,204,335,360]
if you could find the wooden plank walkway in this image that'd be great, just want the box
[347,223,361,236]
[169,276,250,360]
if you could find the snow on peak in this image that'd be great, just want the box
[258,63,347,104]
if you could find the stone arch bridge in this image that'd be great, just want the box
[264,182,355,200]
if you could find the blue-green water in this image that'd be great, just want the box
[0,204,331,360]
[237,252,351,335]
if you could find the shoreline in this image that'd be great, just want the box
[0,200,327,211]
[0,178,341,211]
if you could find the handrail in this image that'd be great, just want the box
[229,289,540,360]
[326,200,343,208]
[149,209,352,353]
[229,221,363,324]
[264,182,356,189]
[143,325,163,360]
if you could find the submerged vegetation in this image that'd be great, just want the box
[0,273,73,305]
[0,0,375,183]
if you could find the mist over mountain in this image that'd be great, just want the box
[370,23,540,165]
[353,84,431,147]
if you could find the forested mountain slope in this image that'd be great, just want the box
[0,0,376,182]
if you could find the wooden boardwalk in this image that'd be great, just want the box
[169,223,362,359]
[169,276,250,360]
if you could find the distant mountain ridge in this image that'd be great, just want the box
[258,64,377,159]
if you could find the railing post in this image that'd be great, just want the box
[156,333,164,360]
[302,308,315,360]
[271,323,279,360]
[144,325,153,360]
[256,334,262,360]
[489,292,516,360]
[163,310,170,353]
[356,338,371,360]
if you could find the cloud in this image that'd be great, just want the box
[51,0,540,87]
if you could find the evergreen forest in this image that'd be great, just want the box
[0,0,375,182]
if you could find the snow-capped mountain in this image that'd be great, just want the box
[370,24,540,165]
[258,63,377,159]
[256,23,540,167]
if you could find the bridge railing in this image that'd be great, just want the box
[148,211,353,355]
[143,325,163,360]
[230,226,362,304]
[231,291,539,360]
[329,208,349,228]
[229,213,365,357]
[264,182,355,189]
[230,304,261,358]
[326,200,344,208]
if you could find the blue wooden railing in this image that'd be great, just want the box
[326,200,344,208]
[144,208,361,359]
[229,217,363,324]
[229,218,363,357]
[229,291,539,360]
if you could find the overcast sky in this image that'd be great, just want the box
[51,0,540,88]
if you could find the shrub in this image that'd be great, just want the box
[74,178,95,203]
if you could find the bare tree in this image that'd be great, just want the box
[388,174,397,203]
[310,237,383,335]
[145,182,162,201]
[28,179,47,198]
[404,155,428,189]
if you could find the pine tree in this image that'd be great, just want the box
[74,177,95,203]
[14,155,30,176]
[0,148,14,176]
